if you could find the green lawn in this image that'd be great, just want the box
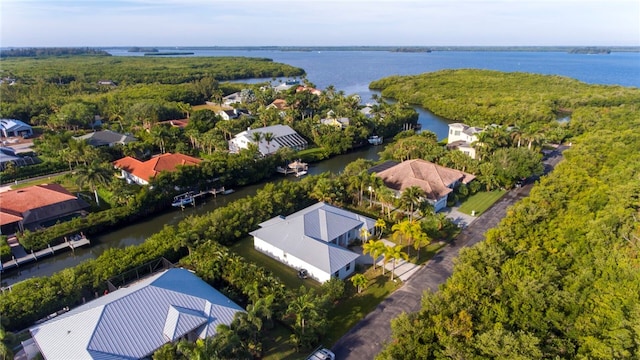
[229,237,321,291]
[324,268,401,346]
[457,190,507,216]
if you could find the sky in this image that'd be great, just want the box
[1,0,639,47]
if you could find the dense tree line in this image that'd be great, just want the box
[377,74,640,359]
[0,48,110,58]
[369,69,640,129]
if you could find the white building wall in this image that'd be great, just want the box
[434,196,448,212]
[254,237,345,283]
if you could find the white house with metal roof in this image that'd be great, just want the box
[229,124,308,156]
[250,202,375,283]
[29,268,244,360]
[0,118,33,138]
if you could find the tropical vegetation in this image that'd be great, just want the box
[374,70,640,359]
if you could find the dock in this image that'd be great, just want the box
[276,160,309,176]
[172,187,234,209]
[1,234,91,272]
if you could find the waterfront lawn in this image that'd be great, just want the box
[230,236,321,291]
[457,190,506,216]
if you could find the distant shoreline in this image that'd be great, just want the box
[105,45,640,53]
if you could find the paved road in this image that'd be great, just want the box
[332,146,567,360]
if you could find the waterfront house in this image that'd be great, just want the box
[73,130,138,147]
[295,85,322,96]
[228,124,307,156]
[0,184,89,234]
[222,92,243,105]
[267,99,289,111]
[216,108,249,121]
[372,159,476,212]
[0,118,33,138]
[320,116,350,129]
[250,202,375,283]
[30,268,244,360]
[446,123,483,159]
[113,153,202,186]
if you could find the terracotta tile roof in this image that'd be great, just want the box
[375,159,476,201]
[0,184,81,225]
[113,153,202,182]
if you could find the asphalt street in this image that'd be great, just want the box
[332,146,566,360]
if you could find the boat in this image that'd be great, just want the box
[171,192,195,207]
[222,189,235,195]
[295,170,308,177]
[368,135,383,145]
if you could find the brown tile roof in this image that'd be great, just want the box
[268,99,289,110]
[113,153,202,182]
[0,184,80,226]
[375,159,476,201]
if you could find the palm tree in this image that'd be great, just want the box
[376,186,395,219]
[250,131,263,152]
[386,244,409,281]
[75,161,114,206]
[311,177,337,203]
[412,227,431,260]
[359,227,371,243]
[350,273,368,294]
[263,132,275,155]
[362,240,386,271]
[375,218,387,238]
[400,186,425,221]
[391,219,421,257]
[287,291,318,335]
[177,102,192,119]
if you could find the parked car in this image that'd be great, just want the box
[298,268,309,279]
[307,347,335,360]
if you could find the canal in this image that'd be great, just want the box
[2,109,450,286]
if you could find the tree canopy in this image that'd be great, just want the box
[377,73,640,359]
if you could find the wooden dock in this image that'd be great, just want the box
[1,235,90,272]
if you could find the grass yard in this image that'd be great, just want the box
[192,103,227,112]
[324,268,401,346]
[229,236,321,291]
[457,189,507,216]
[11,173,80,192]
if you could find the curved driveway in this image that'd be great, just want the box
[332,146,565,359]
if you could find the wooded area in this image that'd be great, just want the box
[374,70,640,359]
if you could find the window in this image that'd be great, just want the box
[334,271,339,277]
[454,131,461,136]
[346,263,351,271]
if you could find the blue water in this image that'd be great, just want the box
[108,49,639,139]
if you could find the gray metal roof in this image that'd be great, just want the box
[251,202,375,274]
[30,268,244,360]
[74,130,137,147]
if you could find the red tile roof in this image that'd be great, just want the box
[375,159,476,201]
[113,153,202,182]
[0,184,80,226]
